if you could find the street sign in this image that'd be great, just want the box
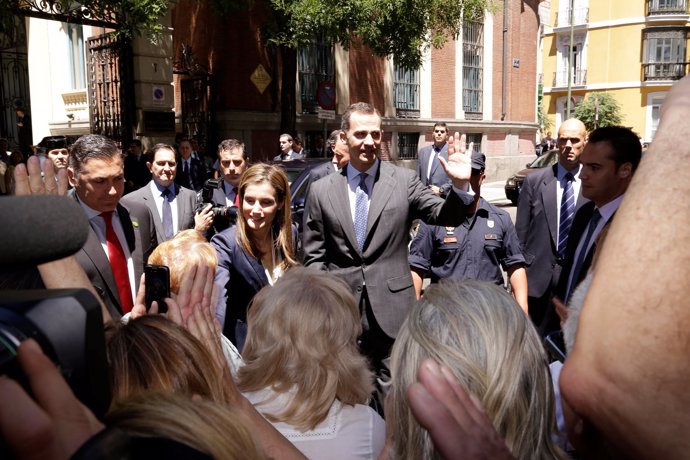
[316,80,336,110]
[317,108,335,120]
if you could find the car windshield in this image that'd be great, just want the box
[530,150,557,168]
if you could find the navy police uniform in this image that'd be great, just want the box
[409,198,525,286]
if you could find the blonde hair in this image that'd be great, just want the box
[388,280,565,460]
[106,315,227,405]
[236,163,297,269]
[237,267,373,430]
[147,229,217,293]
[107,392,267,460]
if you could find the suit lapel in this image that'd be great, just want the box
[141,183,164,240]
[327,168,358,247]
[238,244,269,286]
[541,165,559,247]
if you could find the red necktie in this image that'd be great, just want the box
[233,187,239,206]
[101,211,133,313]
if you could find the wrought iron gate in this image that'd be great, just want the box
[86,34,135,146]
[0,17,31,151]
[180,75,212,155]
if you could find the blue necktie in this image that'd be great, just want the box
[567,209,602,301]
[558,173,575,257]
[162,188,174,240]
[354,173,369,251]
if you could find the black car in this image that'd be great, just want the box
[273,158,331,232]
[504,149,558,205]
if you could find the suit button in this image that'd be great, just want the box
[356,286,363,292]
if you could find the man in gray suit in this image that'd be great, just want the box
[303,102,474,371]
[67,134,158,319]
[416,122,452,197]
[515,118,588,334]
[121,144,213,242]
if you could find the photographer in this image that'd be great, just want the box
[199,139,248,236]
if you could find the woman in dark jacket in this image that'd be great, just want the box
[211,163,297,350]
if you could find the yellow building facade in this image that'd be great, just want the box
[541,0,689,142]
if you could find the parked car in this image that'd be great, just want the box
[504,149,558,205]
[272,158,331,231]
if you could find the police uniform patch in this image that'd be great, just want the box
[487,219,495,229]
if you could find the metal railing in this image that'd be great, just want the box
[552,69,587,87]
[647,0,688,15]
[643,62,689,80]
[555,7,589,27]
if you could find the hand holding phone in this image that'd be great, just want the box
[144,264,170,313]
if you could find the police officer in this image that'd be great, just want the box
[409,152,528,313]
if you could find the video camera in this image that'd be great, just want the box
[0,195,111,417]
[0,289,111,417]
[198,178,238,226]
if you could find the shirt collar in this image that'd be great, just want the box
[151,180,175,196]
[346,158,379,183]
[75,193,110,221]
[596,194,625,223]
[556,162,581,181]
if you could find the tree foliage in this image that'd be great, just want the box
[217,0,494,69]
[573,92,623,132]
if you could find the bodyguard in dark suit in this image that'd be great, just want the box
[124,139,151,193]
[121,144,213,242]
[175,139,207,192]
[515,118,588,334]
[549,126,642,332]
[67,134,157,319]
[303,103,475,370]
[416,122,452,196]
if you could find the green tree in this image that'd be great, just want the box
[573,92,623,132]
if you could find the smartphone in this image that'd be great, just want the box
[544,330,567,363]
[144,264,170,313]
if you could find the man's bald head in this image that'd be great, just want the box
[557,118,587,170]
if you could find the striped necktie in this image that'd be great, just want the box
[558,172,575,257]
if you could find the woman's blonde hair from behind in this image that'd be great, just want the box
[388,279,565,460]
[237,267,373,430]
[107,392,267,460]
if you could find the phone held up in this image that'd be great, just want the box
[144,264,170,314]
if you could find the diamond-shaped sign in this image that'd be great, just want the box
[251,64,272,94]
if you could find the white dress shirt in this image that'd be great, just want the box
[150,181,179,234]
[77,197,137,302]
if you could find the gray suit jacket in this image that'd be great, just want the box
[121,181,197,242]
[515,164,589,298]
[416,143,452,195]
[72,194,157,319]
[303,161,472,338]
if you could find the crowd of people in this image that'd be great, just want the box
[2,73,690,459]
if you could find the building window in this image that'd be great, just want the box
[647,0,688,15]
[643,28,688,81]
[298,36,334,114]
[463,19,483,120]
[394,62,420,118]
[397,132,419,160]
[646,92,666,141]
[466,133,482,154]
[555,34,587,87]
[66,23,85,89]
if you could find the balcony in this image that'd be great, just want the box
[647,0,688,15]
[643,62,689,80]
[555,7,589,28]
[553,69,587,87]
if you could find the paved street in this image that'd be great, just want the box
[481,180,517,223]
